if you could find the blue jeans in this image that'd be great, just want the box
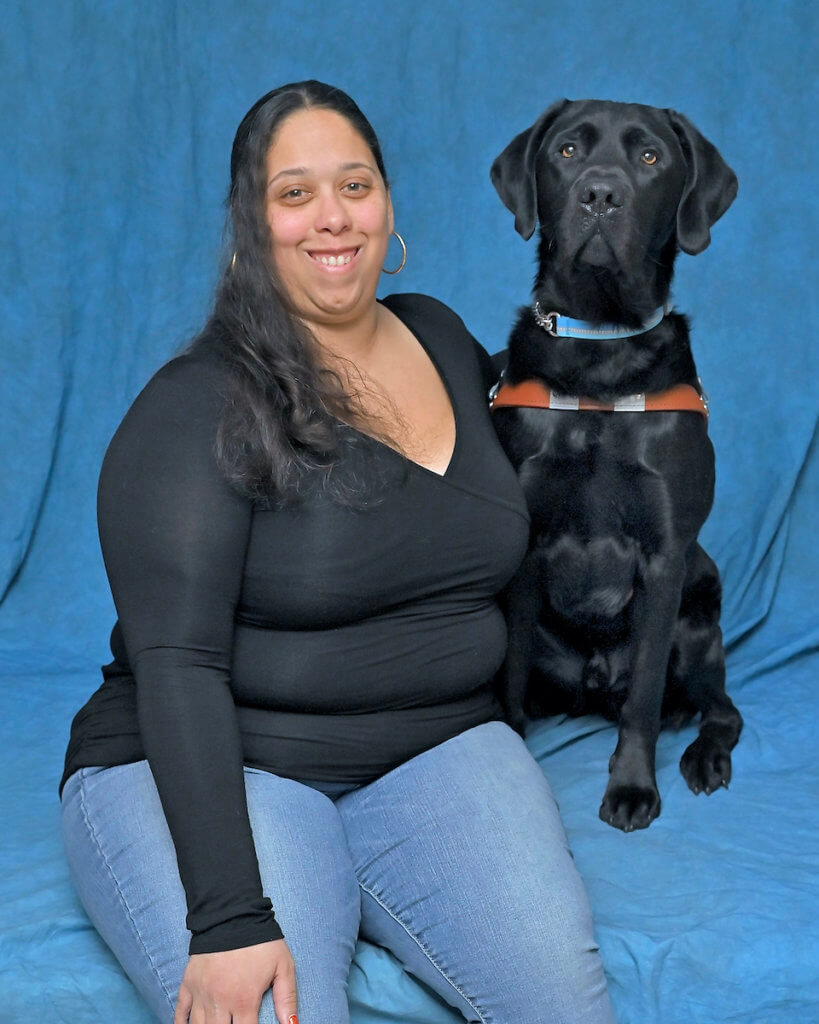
[61,721,615,1023]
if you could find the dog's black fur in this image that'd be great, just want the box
[490,99,743,831]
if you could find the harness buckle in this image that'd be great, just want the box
[698,377,711,414]
[488,370,505,408]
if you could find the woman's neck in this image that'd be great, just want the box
[310,301,386,377]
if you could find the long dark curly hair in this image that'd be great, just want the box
[192,80,393,506]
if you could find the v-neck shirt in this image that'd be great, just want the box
[61,293,530,953]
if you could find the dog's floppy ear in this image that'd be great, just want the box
[668,110,738,255]
[490,99,569,240]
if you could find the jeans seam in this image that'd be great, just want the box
[77,769,178,1016]
[357,878,487,1024]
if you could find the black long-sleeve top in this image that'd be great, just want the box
[61,293,530,954]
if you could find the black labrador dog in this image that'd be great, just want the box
[490,99,743,831]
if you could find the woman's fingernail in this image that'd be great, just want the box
[288,1016,299,1024]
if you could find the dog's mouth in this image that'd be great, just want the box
[576,229,618,268]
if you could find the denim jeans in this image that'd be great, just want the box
[61,721,615,1023]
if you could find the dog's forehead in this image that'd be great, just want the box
[547,99,674,140]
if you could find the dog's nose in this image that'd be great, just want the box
[579,180,624,215]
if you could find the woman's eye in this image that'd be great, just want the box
[343,181,369,194]
[641,150,659,165]
[560,144,576,158]
[281,187,306,200]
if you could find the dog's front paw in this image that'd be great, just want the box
[599,781,661,832]
[680,735,732,795]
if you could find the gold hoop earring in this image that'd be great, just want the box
[383,231,406,275]
[231,251,237,270]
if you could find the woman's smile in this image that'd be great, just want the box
[306,245,361,268]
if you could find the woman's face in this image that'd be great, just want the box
[264,106,393,333]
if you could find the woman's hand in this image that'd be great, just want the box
[174,938,298,1024]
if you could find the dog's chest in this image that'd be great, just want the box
[512,407,714,543]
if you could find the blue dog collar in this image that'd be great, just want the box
[533,300,672,339]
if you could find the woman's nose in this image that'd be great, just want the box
[314,189,350,233]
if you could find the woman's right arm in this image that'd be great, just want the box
[98,353,296,1021]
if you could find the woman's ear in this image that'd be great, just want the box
[387,191,395,236]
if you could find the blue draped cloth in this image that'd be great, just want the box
[2,3,816,1022]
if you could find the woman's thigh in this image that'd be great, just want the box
[61,761,360,1024]
[335,721,615,1024]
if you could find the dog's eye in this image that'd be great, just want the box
[560,144,576,158]
[641,150,659,165]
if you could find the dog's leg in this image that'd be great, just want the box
[499,549,544,736]
[599,554,685,831]
[671,545,743,793]
[678,643,742,794]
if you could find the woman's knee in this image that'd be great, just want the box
[358,882,612,1024]
[492,894,613,1024]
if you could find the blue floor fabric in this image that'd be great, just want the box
[2,3,817,1022]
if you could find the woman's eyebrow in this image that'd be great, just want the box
[268,166,308,185]
[268,162,376,187]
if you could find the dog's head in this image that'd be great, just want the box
[491,99,737,305]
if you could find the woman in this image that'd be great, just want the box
[60,80,615,1024]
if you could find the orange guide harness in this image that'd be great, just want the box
[490,379,709,418]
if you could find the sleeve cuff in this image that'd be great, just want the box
[188,911,284,955]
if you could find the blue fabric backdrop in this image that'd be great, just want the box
[2,3,817,1023]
